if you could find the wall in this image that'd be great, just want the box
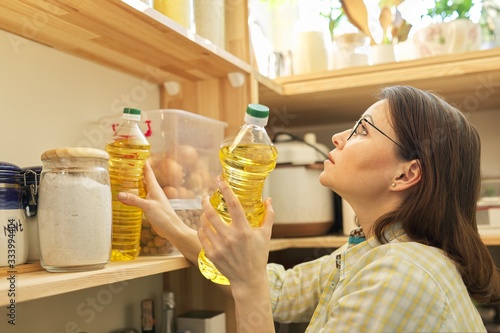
[0,29,162,332]
[0,29,160,167]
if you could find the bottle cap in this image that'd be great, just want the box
[122,107,141,121]
[245,104,269,126]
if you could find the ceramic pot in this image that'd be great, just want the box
[332,32,370,69]
[413,19,482,57]
[369,44,396,65]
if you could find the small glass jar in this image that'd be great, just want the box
[38,148,112,272]
[0,162,28,267]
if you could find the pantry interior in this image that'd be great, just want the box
[1,0,500,332]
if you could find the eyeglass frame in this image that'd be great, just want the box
[347,118,406,152]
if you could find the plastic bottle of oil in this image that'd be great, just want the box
[106,107,150,261]
[198,104,278,285]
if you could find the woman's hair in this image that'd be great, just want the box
[374,85,500,304]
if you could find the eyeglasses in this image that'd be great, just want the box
[347,118,406,152]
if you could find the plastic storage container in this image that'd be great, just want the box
[198,104,278,285]
[37,147,112,272]
[0,162,28,267]
[100,109,227,256]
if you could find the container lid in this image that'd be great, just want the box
[244,104,269,126]
[273,133,329,165]
[41,147,109,161]
[0,161,21,184]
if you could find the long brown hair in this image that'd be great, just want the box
[374,85,500,304]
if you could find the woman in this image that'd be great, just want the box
[118,86,500,332]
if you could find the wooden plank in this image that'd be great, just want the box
[0,0,252,83]
[0,255,191,306]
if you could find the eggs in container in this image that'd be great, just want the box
[148,144,218,200]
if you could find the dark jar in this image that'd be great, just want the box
[0,161,28,267]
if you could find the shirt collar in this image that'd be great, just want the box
[339,223,407,280]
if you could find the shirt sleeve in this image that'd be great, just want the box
[267,244,347,323]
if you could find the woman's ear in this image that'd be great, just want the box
[392,159,421,191]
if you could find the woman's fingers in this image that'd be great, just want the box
[215,176,248,228]
[117,161,171,215]
[261,197,275,240]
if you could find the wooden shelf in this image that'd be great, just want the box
[270,235,348,251]
[259,48,500,127]
[0,254,191,306]
[0,0,251,84]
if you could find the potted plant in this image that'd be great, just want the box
[412,0,482,57]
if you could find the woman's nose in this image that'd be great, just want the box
[332,129,350,149]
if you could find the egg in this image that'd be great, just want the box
[175,144,199,171]
[153,158,184,187]
[185,172,203,191]
[163,186,178,199]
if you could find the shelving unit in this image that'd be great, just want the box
[258,48,500,127]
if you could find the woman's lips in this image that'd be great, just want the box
[327,153,335,164]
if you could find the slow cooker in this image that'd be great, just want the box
[265,133,335,238]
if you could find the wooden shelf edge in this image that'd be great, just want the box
[0,0,252,84]
[0,254,191,306]
[258,48,500,97]
[270,232,500,251]
[270,235,348,251]
[130,0,253,76]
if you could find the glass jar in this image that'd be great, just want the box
[0,161,28,267]
[38,148,112,272]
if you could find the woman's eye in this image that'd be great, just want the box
[357,124,368,136]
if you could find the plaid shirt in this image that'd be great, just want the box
[268,226,486,332]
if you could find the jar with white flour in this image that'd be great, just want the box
[38,147,112,272]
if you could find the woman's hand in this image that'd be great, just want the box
[117,161,201,263]
[199,176,276,332]
[198,176,274,291]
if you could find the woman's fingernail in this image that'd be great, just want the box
[215,175,223,183]
[117,192,127,200]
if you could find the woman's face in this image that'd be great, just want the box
[320,100,403,202]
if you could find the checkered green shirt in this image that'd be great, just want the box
[268,226,486,332]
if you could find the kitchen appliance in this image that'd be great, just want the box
[477,179,500,235]
[265,133,334,238]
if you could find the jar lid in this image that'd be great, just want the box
[41,147,109,161]
[0,161,21,184]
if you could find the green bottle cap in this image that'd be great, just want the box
[246,104,269,118]
[124,108,141,115]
